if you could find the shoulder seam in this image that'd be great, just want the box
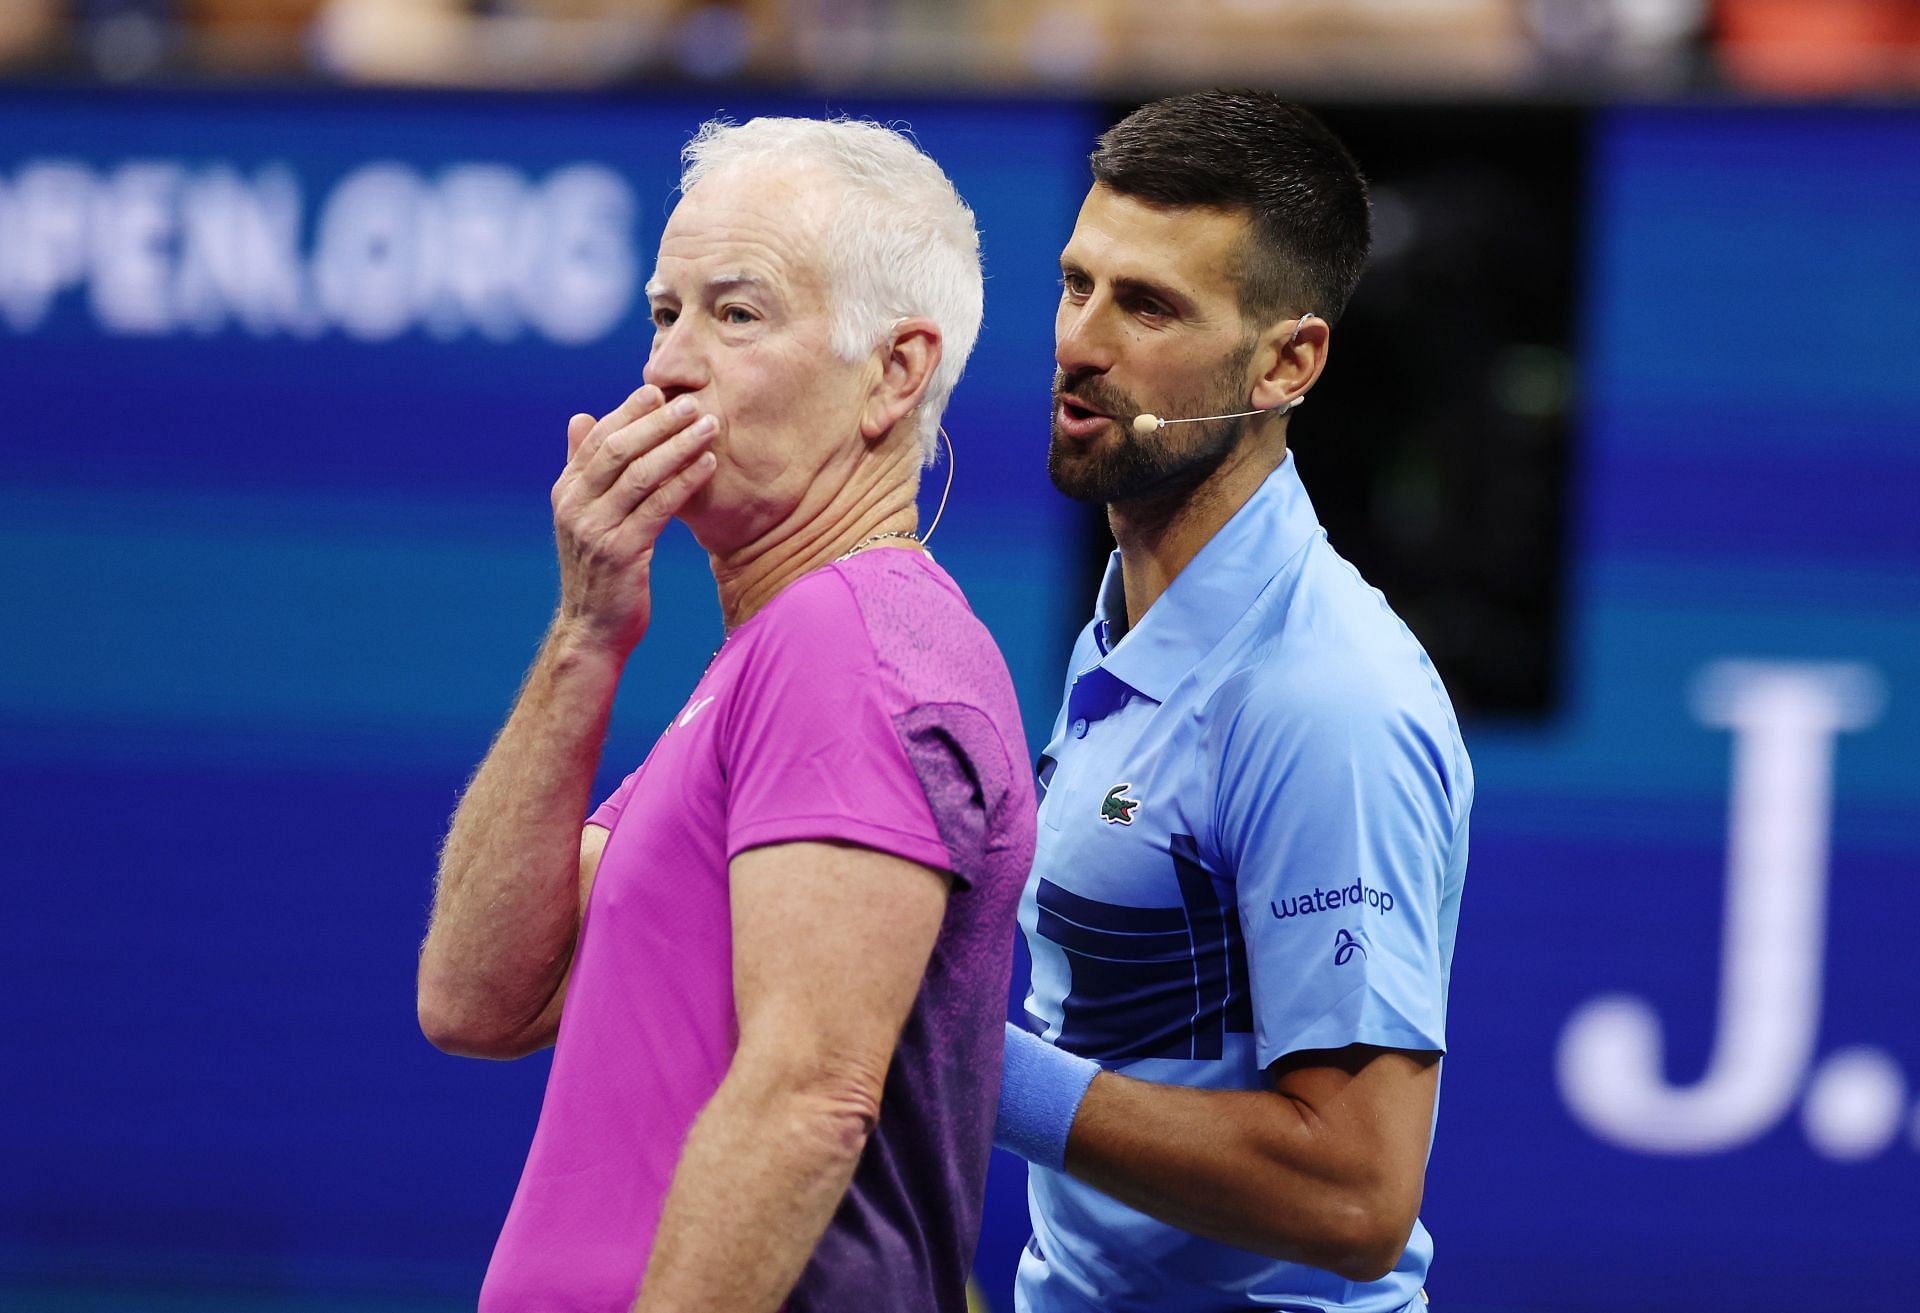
[820,561,891,683]
[828,563,1023,839]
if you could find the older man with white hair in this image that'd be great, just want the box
[417,117,1035,1313]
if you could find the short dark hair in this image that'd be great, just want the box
[1090,90,1371,326]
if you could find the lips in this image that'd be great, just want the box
[1055,395,1113,440]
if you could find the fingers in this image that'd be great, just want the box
[626,448,717,531]
[576,394,702,501]
[546,385,712,656]
[586,384,665,449]
[566,412,595,461]
[598,413,718,525]
[568,384,664,474]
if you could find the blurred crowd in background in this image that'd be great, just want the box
[3,0,1918,96]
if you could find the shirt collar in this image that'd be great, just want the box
[1092,451,1322,703]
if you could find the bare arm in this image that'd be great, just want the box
[1062,1045,1439,1283]
[416,384,715,1059]
[416,638,618,1059]
[632,840,951,1312]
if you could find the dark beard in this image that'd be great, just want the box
[1047,346,1256,506]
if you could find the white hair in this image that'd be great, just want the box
[679,116,984,462]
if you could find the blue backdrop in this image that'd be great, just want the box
[1425,105,1920,1310]
[0,87,1093,1305]
[3,92,1918,1311]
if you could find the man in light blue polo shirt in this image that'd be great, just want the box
[994,91,1472,1312]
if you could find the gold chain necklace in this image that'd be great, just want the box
[701,531,925,674]
[834,529,924,562]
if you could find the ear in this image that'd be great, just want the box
[1247,313,1330,414]
[861,317,943,444]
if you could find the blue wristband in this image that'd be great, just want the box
[995,1020,1099,1171]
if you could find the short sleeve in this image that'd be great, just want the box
[1208,670,1457,1067]
[718,572,961,880]
[587,767,642,831]
[889,702,1010,889]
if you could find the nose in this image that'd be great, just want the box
[1055,295,1116,378]
[642,321,708,401]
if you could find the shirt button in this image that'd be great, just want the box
[1072,718,1089,738]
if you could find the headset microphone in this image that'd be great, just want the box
[1132,395,1301,436]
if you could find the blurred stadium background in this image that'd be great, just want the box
[3,2,1917,1310]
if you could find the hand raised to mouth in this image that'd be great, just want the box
[550,383,718,659]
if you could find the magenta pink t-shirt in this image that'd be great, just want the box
[479,549,1034,1313]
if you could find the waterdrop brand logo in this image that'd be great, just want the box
[1556,659,1907,1163]
[0,158,640,344]
[1271,878,1395,921]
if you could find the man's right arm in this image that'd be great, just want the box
[415,628,619,1059]
[416,383,716,1059]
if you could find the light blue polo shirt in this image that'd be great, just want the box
[1016,452,1472,1313]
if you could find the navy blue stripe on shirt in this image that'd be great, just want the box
[1034,906,1194,962]
[1036,879,1188,933]
[1035,851,1254,1063]
[1172,834,1253,1060]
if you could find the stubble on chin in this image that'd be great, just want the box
[1047,411,1249,506]
[1047,422,1150,504]
[1048,343,1256,505]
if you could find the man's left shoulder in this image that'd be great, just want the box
[1260,547,1462,731]
[1214,635,1449,750]
[830,551,979,636]
[1209,590,1469,803]
[741,564,870,663]
[835,554,1022,709]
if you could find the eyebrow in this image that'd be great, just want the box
[646,272,772,301]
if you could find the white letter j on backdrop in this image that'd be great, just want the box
[1556,661,1886,1155]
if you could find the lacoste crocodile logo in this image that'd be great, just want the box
[1101,783,1141,825]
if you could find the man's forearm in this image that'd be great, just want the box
[633,1065,873,1312]
[1063,1069,1414,1282]
[417,621,624,1055]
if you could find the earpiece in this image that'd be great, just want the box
[1130,313,1317,436]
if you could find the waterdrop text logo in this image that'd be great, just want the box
[0,158,639,344]
[1270,877,1396,921]
[1556,660,1903,1162]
